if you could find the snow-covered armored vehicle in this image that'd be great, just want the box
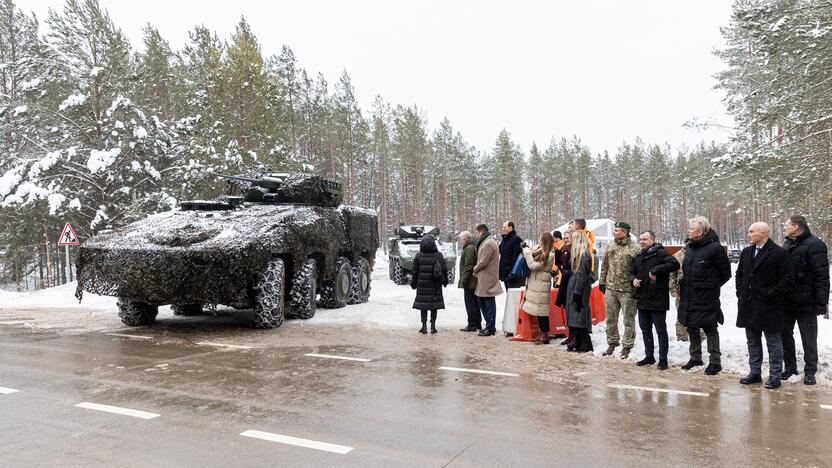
[76,172,379,329]
[387,224,456,285]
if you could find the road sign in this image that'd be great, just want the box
[58,222,80,246]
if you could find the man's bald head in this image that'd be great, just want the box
[748,222,771,247]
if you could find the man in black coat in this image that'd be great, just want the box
[499,221,524,291]
[736,222,794,389]
[781,215,830,385]
[678,216,732,376]
[629,230,680,370]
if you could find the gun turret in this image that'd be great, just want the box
[214,172,289,191]
[213,172,343,207]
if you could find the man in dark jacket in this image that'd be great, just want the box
[410,235,449,334]
[499,221,524,291]
[629,230,680,370]
[736,222,793,389]
[678,216,732,375]
[781,215,830,385]
[457,231,481,332]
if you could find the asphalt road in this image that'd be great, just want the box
[1,314,831,467]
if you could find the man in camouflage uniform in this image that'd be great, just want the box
[669,239,705,342]
[599,221,641,358]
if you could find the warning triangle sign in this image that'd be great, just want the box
[58,222,80,246]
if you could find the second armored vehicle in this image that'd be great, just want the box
[76,172,379,329]
[387,225,456,285]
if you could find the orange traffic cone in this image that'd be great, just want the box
[509,290,541,342]
[590,284,606,324]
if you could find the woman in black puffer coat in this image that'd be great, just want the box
[411,235,449,334]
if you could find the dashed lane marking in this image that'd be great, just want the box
[74,402,160,419]
[196,342,254,350]
[608,383,709,398]
[821,404,832,410]
[240,430,354,454]
[439,366,519,377]
[106,333,154,340]
[0,386,19,394]
[304,353,372,363]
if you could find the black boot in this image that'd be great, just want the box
[430,311,438,334]
[419,310,428,334]
[681,359,704,370]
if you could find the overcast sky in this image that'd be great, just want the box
[25,0,737,156]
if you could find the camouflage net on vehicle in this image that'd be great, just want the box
[76,200,378,307]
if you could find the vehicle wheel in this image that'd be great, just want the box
[391,257,407,285]
[117,298,158,326]
[348,257,371,304]
[288,258,317,319]
[388,256,397,281]
[319,256,353,309]
[447,265,456,285]
[171,303,202,316]
[252,258,286,329]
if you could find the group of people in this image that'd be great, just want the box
[408,214,829,389]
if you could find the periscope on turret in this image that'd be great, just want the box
[75,172,379,329]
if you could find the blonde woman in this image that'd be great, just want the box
[521,232,556,344]
[565,229,596,353]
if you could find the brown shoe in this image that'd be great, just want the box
[602,345,617,356]
[620,347,631,359]
[534,333,550,345]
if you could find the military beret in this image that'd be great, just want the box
[614,221,631,230]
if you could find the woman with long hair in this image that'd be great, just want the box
[521,232,556,344]
[565,230,595,352]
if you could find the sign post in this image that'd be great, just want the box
[58,223,80,283]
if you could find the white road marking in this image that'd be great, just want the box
[74,402,160,419]
[439,366,519,377]
[820,404,832,410]
[106,333,153,340]
[608,383,709,398]
[240,430,354,454]
[0,386,19,394]
[304,353,372,363]
[196,342,254,350]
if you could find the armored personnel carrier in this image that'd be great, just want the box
[76,172,379,329]
[387,224,456,285]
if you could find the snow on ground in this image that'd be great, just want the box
[2,250,831,386]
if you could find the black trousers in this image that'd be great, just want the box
[420,310,437,324]
[463,288,482,328]
[782,310,818,375]
[538,316,550,333]
[638,309,668,361]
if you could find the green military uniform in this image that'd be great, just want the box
[599,237,641,349]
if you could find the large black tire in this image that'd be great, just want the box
[117,298,158,326]
[171,303,202,316]
[288,258,317,319]
[252,258,286,329]
[319,257,353,309]
[348,257,371,304]
[390,257,408,285]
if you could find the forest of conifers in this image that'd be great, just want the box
[1,0,830,288]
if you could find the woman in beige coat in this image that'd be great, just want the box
[522,232,556,344]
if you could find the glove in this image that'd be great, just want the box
[599,284,606,294]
